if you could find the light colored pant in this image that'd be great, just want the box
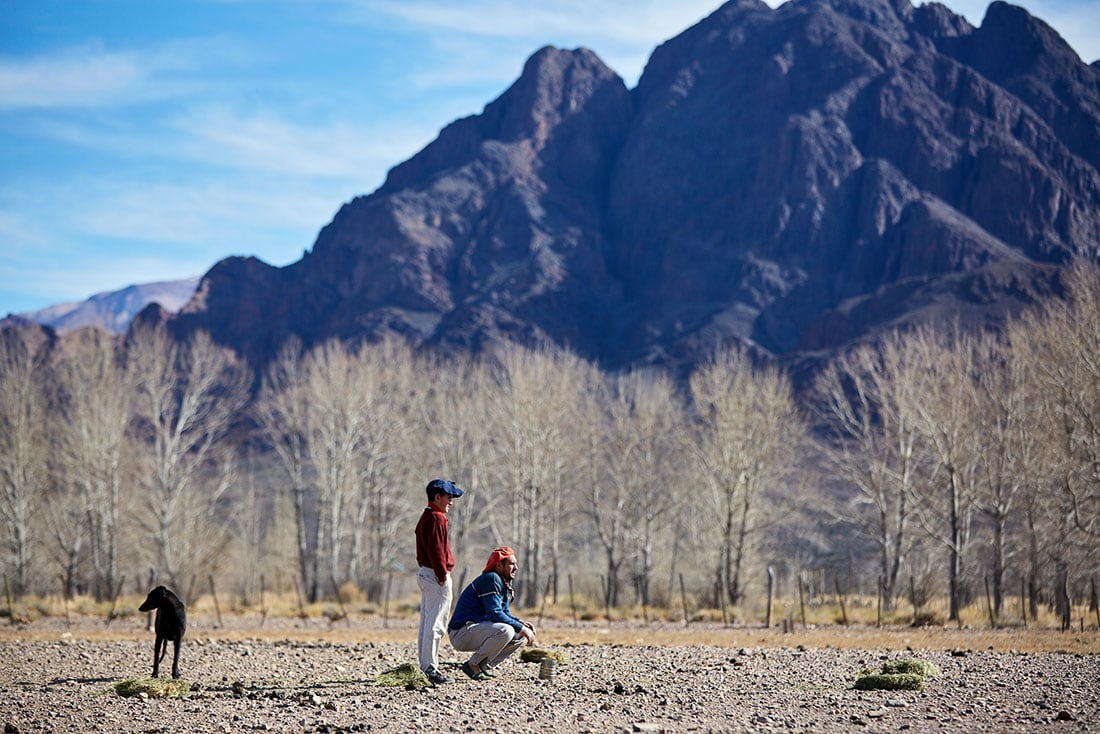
[417,567,452,672]
[448,621,525,670]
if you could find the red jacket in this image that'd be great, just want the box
[415,506,454,583]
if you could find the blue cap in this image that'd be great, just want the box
[426,478,464,497]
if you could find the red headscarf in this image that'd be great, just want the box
[483,546,516,574]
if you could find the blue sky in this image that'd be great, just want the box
[2,0,1098,317]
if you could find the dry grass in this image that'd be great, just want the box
[3,591,1097,655]
[112,677,190,698]
[519,646,571,664]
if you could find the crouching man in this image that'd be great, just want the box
[448,546,536,680]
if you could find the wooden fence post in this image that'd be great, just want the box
[679,573,690,627]
[260,574,268,628]
[984,576,996,629]
[106,575,126,626]
[538,576,552,624]
[766,567,774,629]
[834,577,848,626]
[329,575,349,626]
[4,575,14,626]
[209,575,223,629]
[798,572,807,629]
[1090,577,1099,629]
[294,575,306,619]
[600,575,611,623]
[568,574,578,627]
[146,568,156,631]
[382,571,393,629]
[876,575,883,628]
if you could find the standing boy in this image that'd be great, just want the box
[415,478,464,685]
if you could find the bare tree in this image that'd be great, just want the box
[1008,261,1100,612]
[969,331,1040,618]
[0,328,49,596]
[127,325,249,589]
[484,343,595,608]
[689,346,806,607]
[417,352,496,578]
[301,339,372,595]
[904,325,980,623]
[1027,263,1100,540]
[590,370,684,607]
[813,334,924,610]
[346,337,422,597]
[255,337,318,600]
[53,329,130,601]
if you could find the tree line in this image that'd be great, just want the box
[1,264,1098,623]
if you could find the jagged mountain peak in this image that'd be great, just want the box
[380,46,627,195]
[156,0,1098,380]
[977,1,1087,70]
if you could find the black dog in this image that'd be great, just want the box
[138,585,187,679]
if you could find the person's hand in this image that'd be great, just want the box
[438,573,447,586]
[519,624,536,645]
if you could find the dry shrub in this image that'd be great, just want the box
[337,582,361,604]
[114,677,190,698]
[520,647,571,665]
[322,606,346,622]
[374,663,429,689]
[911,611,945,627]
[691,608,729,623]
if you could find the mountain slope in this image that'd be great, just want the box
[164,0,1099,376]
[14,277,200,335]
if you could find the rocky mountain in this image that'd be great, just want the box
[12,277,200,335]
[161,0,1100,379]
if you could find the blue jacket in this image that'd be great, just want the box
[448,572,524,632]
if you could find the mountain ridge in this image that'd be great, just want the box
[8,277,200,335]
[63,0,1100,378]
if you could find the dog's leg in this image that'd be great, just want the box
[171,637,181,679]
[152,637,163,678]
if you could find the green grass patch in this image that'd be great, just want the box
[855,657,939,690]
[374,662,429,689]
[853,672,924,690]
[520,647,570,665]
[113,677,190,698]
[882,658,940,677]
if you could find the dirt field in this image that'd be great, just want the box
[1,614,1097,733]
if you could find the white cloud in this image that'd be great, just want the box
[169,106,437,180]
[0,45,145,109]
[340,0,723,85]
[364,0,718,44]
[0,36,254,111]
[77,178,336,253]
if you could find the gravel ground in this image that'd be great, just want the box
[1,616,1097,733]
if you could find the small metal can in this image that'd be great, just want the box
[538,656,557,681]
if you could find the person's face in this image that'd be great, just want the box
[495,556,518,581]
[430,493,454,513]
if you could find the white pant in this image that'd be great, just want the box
[417,567,452,672]
[448,621,525,670]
